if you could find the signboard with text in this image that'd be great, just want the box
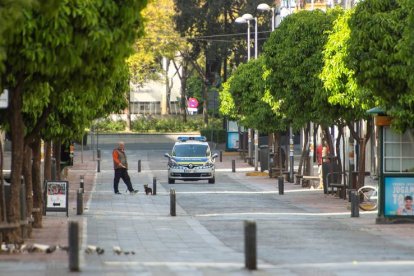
[384,176,414,216]
[44,180,69,216]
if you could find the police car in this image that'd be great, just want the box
[164,136,218,184]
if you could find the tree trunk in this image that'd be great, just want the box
[348,119,372,189]
[202,83,208,127]
[165,58,171,115]
[180,61,188,123]
[323,127,334,155]
[44,141,52,181]
[22,145,33,237]
[7,84,25,243]
[53,139,62,180]
[31,137,43,228]
[357,137,369,189]
[335,126,343,174]
[298,123,310,176]
[0,136,5,243]
[126,92,131,131]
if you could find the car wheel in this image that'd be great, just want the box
[168,178,175,184]
[208,177,215,184]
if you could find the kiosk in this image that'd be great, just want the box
[369,108,414,223]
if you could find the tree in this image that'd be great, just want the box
[1,0,147,243]
[0,0,31,75]
[347,0,409,131]
[128,0,185,117]
[264,10,339,130]
[319,8,377,188]
[174,0,275,124]
[263,9,339,175]
[220,56,288,172]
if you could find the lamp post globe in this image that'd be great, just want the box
[242,13,254,21]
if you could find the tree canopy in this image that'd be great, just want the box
[319,8,376,126]
[0,0,147,243]
[220,56,287,132]
[263,9,339,131]
[347,0,411,130]
[128,0,183,86]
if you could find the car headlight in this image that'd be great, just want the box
[168,160,179,168]
[203,161,214,168]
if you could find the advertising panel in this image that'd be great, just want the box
[384,176,414,216]
[44,180,69,216]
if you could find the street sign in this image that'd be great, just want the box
[0,89,8,108]
[188,97,199,108]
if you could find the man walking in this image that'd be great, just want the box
[112,141,138,194]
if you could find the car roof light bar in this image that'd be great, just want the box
[177,136,207,142]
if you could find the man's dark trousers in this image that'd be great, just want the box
[114,168,134,193]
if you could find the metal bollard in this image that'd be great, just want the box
[97,159,100,173]
[170,189,176,216]
[80,176,84,193]
[152,177,157,195]
[244,220,257,270]
[69,221,80,272]
[97,148,101,159]
[278,176,284,195]
[77,189,83,215]
[232,160,236,173]
[220,151,223,162]
[138,160,141,173]
[351,191,360,217]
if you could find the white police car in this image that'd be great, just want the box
[164,136,218,184]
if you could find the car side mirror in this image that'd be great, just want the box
[212,153,218,159]
[164,153,171,158]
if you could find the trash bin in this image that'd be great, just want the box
[259,145,269,172]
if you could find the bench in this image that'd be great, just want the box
[327,172,348,199]
[301,175,321,188]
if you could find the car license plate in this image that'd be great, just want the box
[187,169,194,173]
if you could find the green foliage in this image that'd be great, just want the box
[95,119,126,132]
[263,10,338,130]
[131,116,223,133]
[200,128,226,143]
[220,56,287,133]
[1,0,148,142]
[186,74,204,111]
[174,0,275,81]
[0,0,31,76]
[319,8,376,125]
[128,0,181,86]
[347,0,412,130]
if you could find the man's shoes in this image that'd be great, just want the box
[115,192,122,195]
[130,190,139,194]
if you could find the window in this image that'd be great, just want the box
[173,144,209,157]
[383,127,414,173]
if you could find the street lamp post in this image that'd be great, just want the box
[235,17,251,60]
[239,14,259,171]
[258,2,295,181]
[236,14,258,168]
[257,3,275,31]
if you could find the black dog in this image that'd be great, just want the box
[144,184,153,195]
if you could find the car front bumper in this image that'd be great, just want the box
[168,167,215,180]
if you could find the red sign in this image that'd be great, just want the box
[188,97,199,108]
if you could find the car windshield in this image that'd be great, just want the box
[173,144,209,157]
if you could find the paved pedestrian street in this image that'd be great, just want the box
[1,136,414,275]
